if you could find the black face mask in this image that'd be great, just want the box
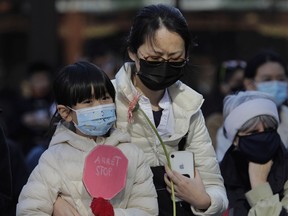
[238,130,281,164]
[136,59,185,91]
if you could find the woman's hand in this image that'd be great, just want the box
[164,164,211,210]
[248,160,273,189]
[53,196,80,216]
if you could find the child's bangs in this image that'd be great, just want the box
[71,81,107,104]
[91,81,108,100]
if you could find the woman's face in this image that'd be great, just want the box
[128,26,186,92]
[234,121,266,147]
[244,61,287,91]
[233,118,280,164]
[254,62,287,83]
[132,27,186,71]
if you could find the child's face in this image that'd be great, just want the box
[71,93,113,125]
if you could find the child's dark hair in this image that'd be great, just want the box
[49,61,115,135]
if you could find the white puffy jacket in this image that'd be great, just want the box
[113,63,228,215]
[17,124,158,216]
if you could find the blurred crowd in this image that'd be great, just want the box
[1,0,288,215]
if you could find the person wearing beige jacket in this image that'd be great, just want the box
[114,62,227,215]
[17,61,158,216]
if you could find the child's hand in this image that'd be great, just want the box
[53,196,80,216]
[164,164,211,210]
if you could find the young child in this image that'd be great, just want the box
[16,61,158,216]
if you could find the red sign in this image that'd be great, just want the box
[83,145,128,200]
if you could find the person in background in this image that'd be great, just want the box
[17,61,158,215]
[243,49,288,148]
[0,64,30,215]
[18,62,54,173]
[53,4,228,216]
[220,90,288,215]
[215,49,288,162]
[0,120,28,216]
[205,60,246,149]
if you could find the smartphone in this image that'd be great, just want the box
[170,151,194,179]
[169,151,194,201]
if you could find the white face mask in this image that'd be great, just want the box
[256,81,288,106]
[70,104,116,136]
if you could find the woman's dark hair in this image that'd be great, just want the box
[127,4,191,56]
[49,61,115,135]
[244,49,288,79]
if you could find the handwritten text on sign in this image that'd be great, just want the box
[94,155,122,176]
[83,145,128,200]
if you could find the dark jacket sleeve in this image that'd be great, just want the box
[0,126,29,216]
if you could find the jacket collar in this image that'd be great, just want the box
[49,124,131,152]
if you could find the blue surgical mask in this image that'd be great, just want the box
[256,81,288,106]
[70,104,116,136]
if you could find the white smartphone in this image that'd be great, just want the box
[170,151,194,179]
[169,151,194,201]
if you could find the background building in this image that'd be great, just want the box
[0,0,288,98]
